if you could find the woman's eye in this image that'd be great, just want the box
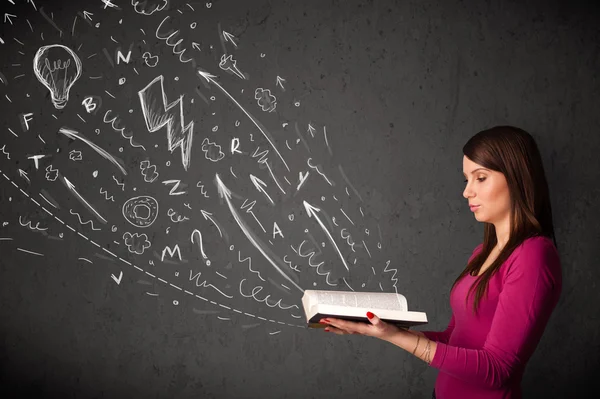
[463,178,486,183]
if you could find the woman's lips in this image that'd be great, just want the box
[470,205,480,212]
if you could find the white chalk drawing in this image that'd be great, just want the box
[0,145,10,160]
[139,75,194,170]
[249,174,274,205]
[111,271,123,285]
[140,160,159,182]
[167,208,189,223]
[62,176,107,224]
[254,88,277,112]
[218,54,245,80]
[28,155,46,169]
[17,247,44,257]
[162,179,186,195]
[103,110,146,150]
[238,251,265,281]
[131,0,168,16]
[69,150,82,161]
[307,157,333,186]
[201,138,225,162]
[303,201,349,272]
[216,173,303,292]
[45,165,58,181]
[161,244,182,262]
[2,171,307,328]
[123,231,151,254]
[142,51,159,67]
[69,209,102,231]
[155,15,193,64]
[189,270,233,299]
[18,169,30,184]
[196,181,209,198]
[239,279,299,310]
[190,229,209,263]
[99,187,115,202]
[58,127,127,175]
[112,175,125,191]
[222,30,238,48]
[122,196,159,228]
[276,76,286,90]
[200,209,222,237]
[33,44,82,109]
[19,215,48,231]
[197,70,290,172]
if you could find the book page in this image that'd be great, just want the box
[312,290,407,312]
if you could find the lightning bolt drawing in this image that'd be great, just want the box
[138,75,194,170]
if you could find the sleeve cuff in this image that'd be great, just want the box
[429,341,446,368]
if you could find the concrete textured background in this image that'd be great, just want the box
[0,0,598,397]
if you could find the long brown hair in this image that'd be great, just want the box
[452,126,557,316]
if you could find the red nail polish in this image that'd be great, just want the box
[324,328,330,332]
[366,311,374,319]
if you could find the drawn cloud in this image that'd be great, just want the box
[254,88,277,112]
[45,165,58,181]
[201,138,225,162]
[131,0,169,15]
[142,52,159,67]
[140,160,159,182]
[123,232,151,255]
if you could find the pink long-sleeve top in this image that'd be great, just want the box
[421,235,562,398]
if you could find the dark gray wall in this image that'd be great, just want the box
[0,0,598,398]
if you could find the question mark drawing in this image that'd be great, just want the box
[191,229,210,265]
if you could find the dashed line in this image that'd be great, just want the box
[0,169,305,329]
[102,247,117,258]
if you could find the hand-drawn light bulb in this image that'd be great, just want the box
[33,44,82,109]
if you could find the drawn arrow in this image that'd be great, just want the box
[215,173,303,292]
[200,209,223,238]
[27,0,37,10]
[18,169,30,184]
[58,127,127,175]
[62,176,108,224]
[303,200,349,271]
[192,42,201,51]
[197,70,290,172]
[4,13,16,25]
[307,123,316,137]
[222,31,238,48]
[83,11,93,21]
[276,76,286,91]
[249,174,274,205]
[111,271,123,285]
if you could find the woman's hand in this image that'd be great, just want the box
[320,312,408,342]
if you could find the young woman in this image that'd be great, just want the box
[320,126,562,399]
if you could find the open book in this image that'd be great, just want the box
[302,290,428,329]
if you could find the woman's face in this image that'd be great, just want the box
[462,156,511,225]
